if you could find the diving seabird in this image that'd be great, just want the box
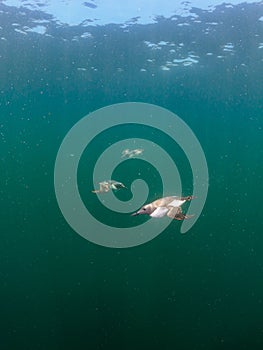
[121,148,144,158]
[92,180,127,193]
[131,196,194,220]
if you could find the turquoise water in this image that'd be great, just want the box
[1,2,263,349]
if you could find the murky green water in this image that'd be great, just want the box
[1,2,263,349]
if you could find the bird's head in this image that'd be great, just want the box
[131,204,152,216]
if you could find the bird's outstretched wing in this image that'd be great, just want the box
[167,206,193,220]
[167,206,183,220]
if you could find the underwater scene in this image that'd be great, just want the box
[1,0,263,349]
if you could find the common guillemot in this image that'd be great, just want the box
[131,196,194,220]
[92,180,127,193]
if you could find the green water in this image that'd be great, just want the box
[1,2,263,349]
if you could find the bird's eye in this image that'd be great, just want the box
[143,207,146,211]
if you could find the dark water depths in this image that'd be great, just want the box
[1,2,263,349]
